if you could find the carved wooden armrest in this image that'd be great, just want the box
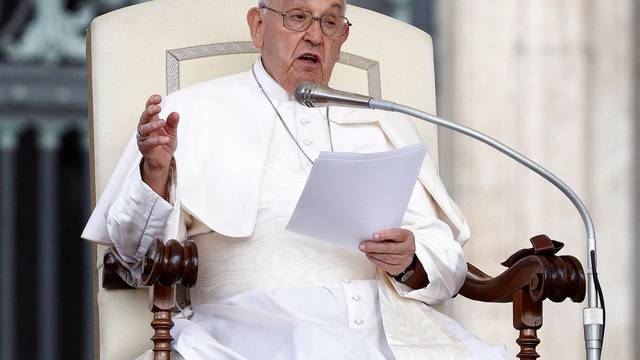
[458,234,586,359]
[103,234,584,360]
[102,239,198,360]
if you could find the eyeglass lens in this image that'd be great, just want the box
[284,9,347,36]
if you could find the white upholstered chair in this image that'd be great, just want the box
[86,1,585,359]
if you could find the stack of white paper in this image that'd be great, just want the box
[286,144,427,249]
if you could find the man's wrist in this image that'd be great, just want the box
[393,254,418,283]
[140,159,173,200]
[394,255,430,290]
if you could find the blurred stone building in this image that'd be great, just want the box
[434,2,637,359]
[0,0,636,359]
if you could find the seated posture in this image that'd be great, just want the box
[84,0,507,359]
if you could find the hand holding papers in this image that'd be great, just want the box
[286,144,427,249]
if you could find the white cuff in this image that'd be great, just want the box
[389,225,467,305]
[134,175,175,261]
[107,163,177,264]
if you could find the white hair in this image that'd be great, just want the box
[258,0,268,14]
[258,0,348,14]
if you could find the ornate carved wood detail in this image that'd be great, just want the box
[102,239,198,360]
[513,290,542,359]
[102,239,198,289]
[142,239,198,288]
[150,284,176,360]
[516,328,541,360]
[459,234,586,359]
[461,236,585,304]
[102,248,139,289]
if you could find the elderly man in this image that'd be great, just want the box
[85,0,508,359]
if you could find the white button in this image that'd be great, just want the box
[352,295,361,302]
[354,319,364,326]
[303,139,314,146]
[300,118,311,125]
[343,279,351,284]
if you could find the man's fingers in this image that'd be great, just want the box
[140,104,162,125]
[138,118,165,137]
[373,228,407,242]
[145,104,162,120]
[139,94,162,126]
[166,112,180,131]
[367,252,405,265]
[366,255,404,275]
[366,254,394,266]
[359,240,405,254]
[146,94,162,107]
[139,136,172,150]
[362,228,415,254]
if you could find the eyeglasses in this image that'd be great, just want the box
[261,6,352,37]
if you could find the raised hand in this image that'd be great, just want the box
[136,94,180,198]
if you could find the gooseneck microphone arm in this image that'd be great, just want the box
[295,82,605,360]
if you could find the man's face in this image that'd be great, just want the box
[248,0,349,95]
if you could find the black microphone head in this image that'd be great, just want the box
[295,82,319,108]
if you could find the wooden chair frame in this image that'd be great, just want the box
[103,234,585,360]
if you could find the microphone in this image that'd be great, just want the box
[296,82,605,360]
[295,82,373,108]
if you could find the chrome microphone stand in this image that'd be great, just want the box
[296,83,605,360]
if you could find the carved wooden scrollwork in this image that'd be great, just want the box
[102,239,198,360]
[459,234,586,359]
[141,239,198,288]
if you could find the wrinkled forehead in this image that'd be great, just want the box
[265,0,347,14]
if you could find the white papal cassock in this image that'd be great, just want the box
[83,59,507,360]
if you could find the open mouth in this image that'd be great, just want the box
[298,53,320,64]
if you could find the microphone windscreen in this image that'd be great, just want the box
[295,82,372,109]
[295,82,318,108]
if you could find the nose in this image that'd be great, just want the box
[303,18,323,45]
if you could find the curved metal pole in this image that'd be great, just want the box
[295,82,604,359]
[369,98,603,360]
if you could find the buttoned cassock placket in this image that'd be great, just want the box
[259,90,394,352]
[274,98,331,169]
[281,102,396,353]
[342,279,385,339]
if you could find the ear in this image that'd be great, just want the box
[247,7,265,49]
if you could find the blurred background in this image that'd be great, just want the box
[0,0,636,359]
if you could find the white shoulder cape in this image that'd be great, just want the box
[82,70,470,248]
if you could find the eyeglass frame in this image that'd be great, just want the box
[260,6,353,38]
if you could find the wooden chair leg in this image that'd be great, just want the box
[151,310,173,360]
[150,284,176,360]
[102,240,199,360]
[517,329,540,359]
[513,290,542,359]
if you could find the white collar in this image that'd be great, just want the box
[252,58,292,102]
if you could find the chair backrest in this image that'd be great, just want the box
[87,0,438,358]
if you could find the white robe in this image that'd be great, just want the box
[83,59,507,359]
